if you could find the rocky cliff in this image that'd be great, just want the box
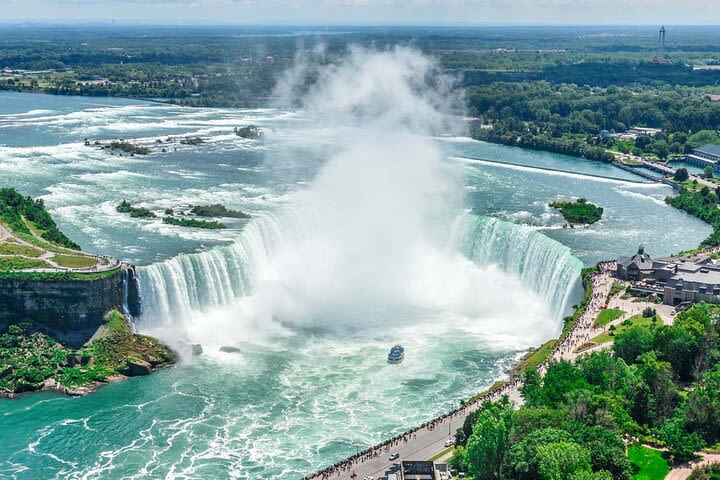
[0,266,140,346]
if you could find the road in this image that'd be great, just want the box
[610,151,717,189]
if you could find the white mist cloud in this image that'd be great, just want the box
[186,47,555,350]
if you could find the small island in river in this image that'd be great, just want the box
[549,198,604,225]
[117,201,251,229]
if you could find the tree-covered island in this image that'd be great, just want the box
[190,204,251,219]
[116,200,156,218]
[163,216,226,229]
[549,198,604,225]
[117,201,251,229]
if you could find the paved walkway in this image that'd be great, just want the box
[666,452,720,479]
[0,219,119,273]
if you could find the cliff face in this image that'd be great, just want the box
[0,266,140,346]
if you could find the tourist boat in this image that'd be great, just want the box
[387,345,405,364]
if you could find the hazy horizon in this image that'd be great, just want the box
[3,0,720,26]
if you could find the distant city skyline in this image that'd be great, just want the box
[3,0,720,26]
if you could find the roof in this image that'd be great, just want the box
[670,267,720,287]
[618,246,653,271]
[695,144,720,158]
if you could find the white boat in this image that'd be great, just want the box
[387,345,404,364]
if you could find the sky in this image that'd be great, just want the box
[3,0,720,26]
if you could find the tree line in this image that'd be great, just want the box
[450,303,720,479]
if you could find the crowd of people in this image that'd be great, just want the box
[307,263,616,480]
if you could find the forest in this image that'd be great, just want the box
[4,25,720,109]
[450,303,720,479]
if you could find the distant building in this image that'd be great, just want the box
[383,461,451,480]
[686,144,720,171]
[598,129,611,140]
[612,132,638,141]
[626,127,662,137]
[617,245,654,281]
[616,246,720,305]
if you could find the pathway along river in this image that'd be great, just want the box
[0,91,711,479]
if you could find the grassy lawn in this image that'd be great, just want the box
[105,309,132,334]
[609,282,625,298]
[466,380,508,404]
[53,255,98,269]
[428,446,454,462]
[22,218,80,254]
[515,339,558,374]
[0,256,50,270]
[628,445,671,480]
[0,268,119,281]
[0,242,43,257]
[594,308,625,327]
[593,314,660,344]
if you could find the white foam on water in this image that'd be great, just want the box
[453,155,657,186]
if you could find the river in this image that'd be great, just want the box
[0,89,710,480]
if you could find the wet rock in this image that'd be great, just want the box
[66,353,83,367]
[219,346,241,353]
[126,358,152,376]
[192,344,203,356]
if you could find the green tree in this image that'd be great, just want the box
[687,130,720,149]
[637,351,680,423]
[506,428,574,480]
[570,424,632,480]
[538,361,590,407]
[569,471,613,480]
[683,366,720,444]
[660,418,706,463]
[536,442,592,480]
[613,326,655,364]
[674,167,689,182]
[654,140,669,159]
[465,404,514,480]
[520,369,543,406]
[704,166,714,179]
[448,445,467,472]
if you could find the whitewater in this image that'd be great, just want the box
[0,48,712,479]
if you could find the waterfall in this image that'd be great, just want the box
[136,212,289,326]
[451,214,584,321]
[121,268,130,317]
[137,211,583,328]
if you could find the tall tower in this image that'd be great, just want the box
[658,26,666,62]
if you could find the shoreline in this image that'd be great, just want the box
[0,87,265,109]
[0,363,175,400]
[0,311,176,400]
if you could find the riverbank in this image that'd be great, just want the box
[0,310,175,399]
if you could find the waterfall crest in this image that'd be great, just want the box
[137,212,583,328]
[451,214,584,321]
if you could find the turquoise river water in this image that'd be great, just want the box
[0,91,711,479]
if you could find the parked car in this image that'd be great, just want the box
[444,439,453,447]
[389,452,399,461]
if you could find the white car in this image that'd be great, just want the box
[444,439,453,447]
[389,452,399,461]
